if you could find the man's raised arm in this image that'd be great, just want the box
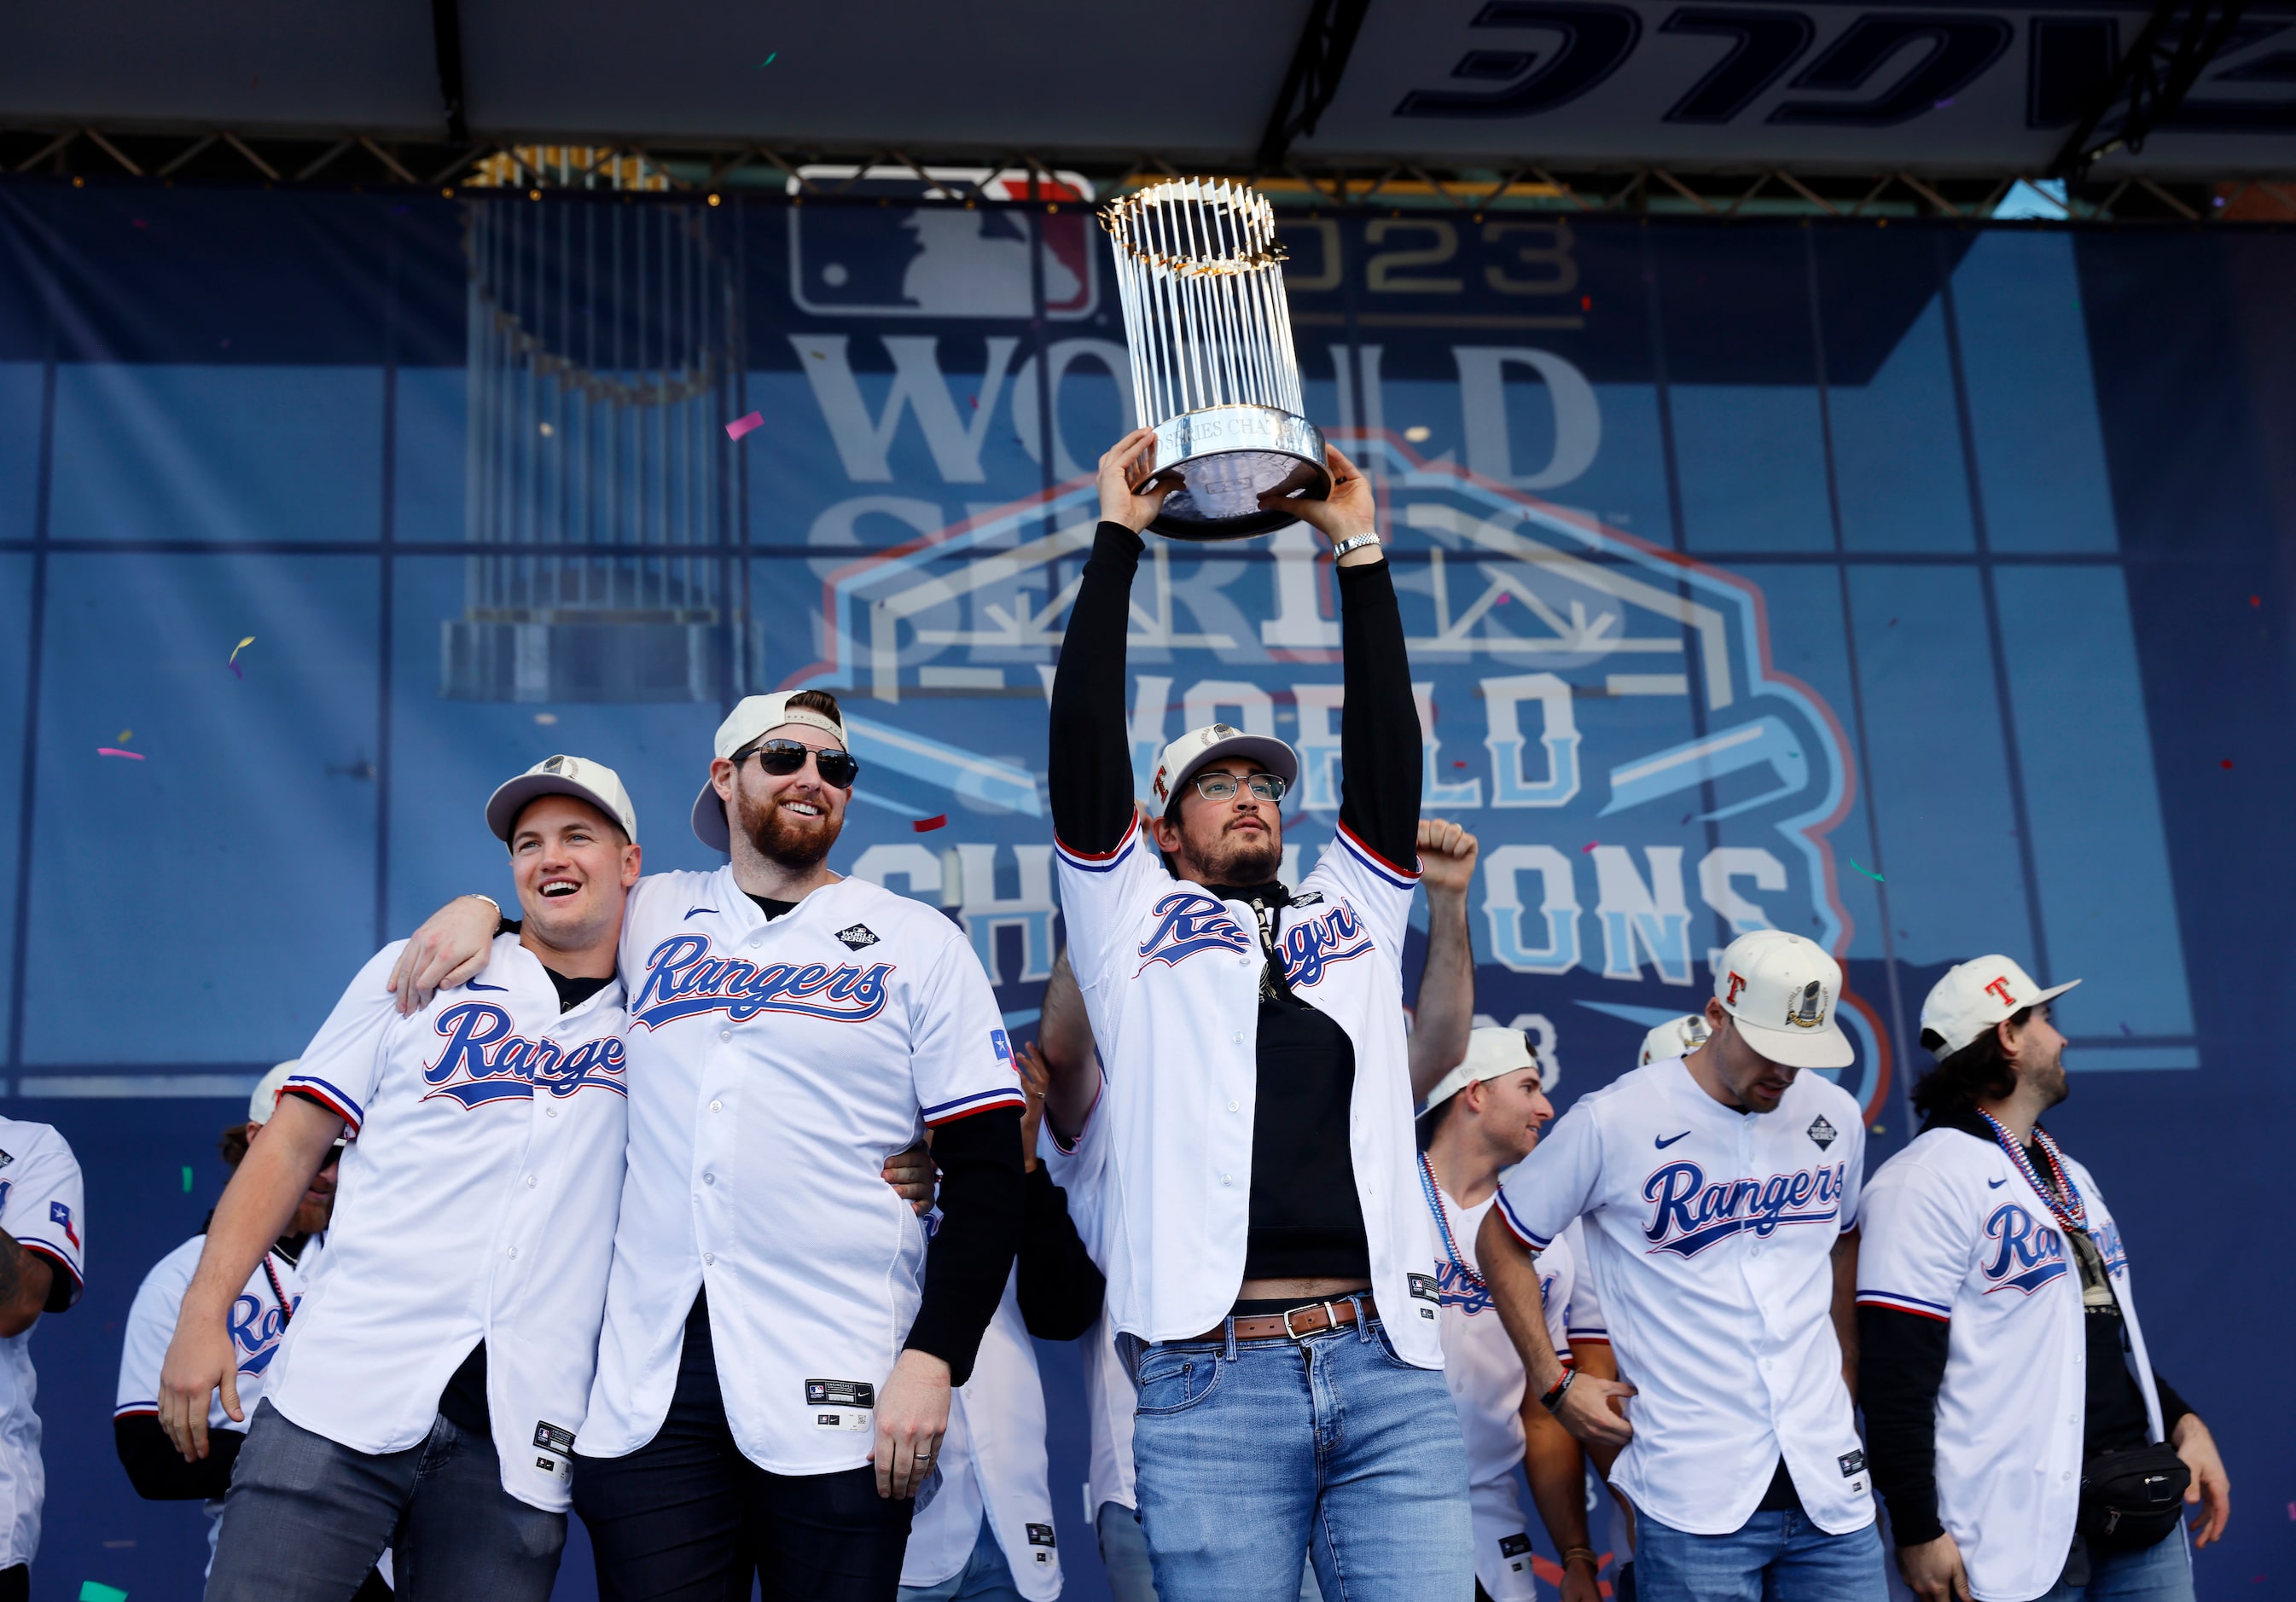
[1049,429,1168,857]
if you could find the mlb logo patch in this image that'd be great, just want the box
[991,1029,1013,1068]
[49,1200,75,1248]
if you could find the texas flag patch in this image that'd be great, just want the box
[50,1200,76,1248]
[991,1029,1014,1070]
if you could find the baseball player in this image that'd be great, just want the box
[1478,929,1885,1601]
[0,1108,87,1602]
[114,1063,392,1596]
[1419,1026,1601,1602]
[1043,428,1468,1602]
[1637,1013,1711,1066]
[160,756,641,1601]
[1857,956,2228,1602]
[387,689,1028,1599]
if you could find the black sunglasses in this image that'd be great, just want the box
[739,739,860,789]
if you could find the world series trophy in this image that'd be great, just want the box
[1102,177,1330,540]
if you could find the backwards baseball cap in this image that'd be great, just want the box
[486,755,638,845]
[1712,929,1854,1070]
[691,693,851,852]
[1919,955,2080,1060]
[1638,1012,1712,1067]
[1148,723,1300,816]
[1420,1025,1542,1116]
[249,1060,299,1124]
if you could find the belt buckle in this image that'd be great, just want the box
[1282,1301,1341,1341]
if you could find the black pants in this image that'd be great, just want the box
[0,1564,22,1602]
[573,1292,914,1602]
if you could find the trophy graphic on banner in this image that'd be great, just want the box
[1102,177,1328,540]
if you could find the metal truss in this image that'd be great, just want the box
[1258,0,1377,171]
[2052,0,2257,180]
[4,123,2293,225]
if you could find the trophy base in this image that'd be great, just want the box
[1147,406,1329,542]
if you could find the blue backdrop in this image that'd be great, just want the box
[0,178,2289,1599]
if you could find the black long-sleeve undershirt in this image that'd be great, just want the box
[1047,519,1421,873]
[1016,1165,1106,1342]
[903,1106,1026,1386]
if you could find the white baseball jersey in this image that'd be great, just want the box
[579,868,1026,1473]
[0,1119,83,1570]
[1425,1158,1586,1602]
[1858,1129,2165,1602]
[1038,1071,1142,1522]
[1054,817,1440,1364]
[270,935,628,1511]
[1496,1056,1872,1536]
[117,1231,326,1567]
[900,1272,1061,1600]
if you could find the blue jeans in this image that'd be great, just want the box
[1636,1503,1887,1602]
[1131,1315,1471,1602]
[900,1518,1022,1602]
[1097,1501,1322,1602]
[2037,1530,2193,1601]
[206,1400,565,1602]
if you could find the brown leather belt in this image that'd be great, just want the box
[1187,1294,1377,1344]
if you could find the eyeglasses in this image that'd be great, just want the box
[738,739,860,789]
[1190,771,1287,803]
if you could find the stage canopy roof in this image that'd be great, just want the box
[4,0,2293,195]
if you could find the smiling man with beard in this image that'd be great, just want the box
[387,692,1029,1601]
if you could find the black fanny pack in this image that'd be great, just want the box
[2078,1442,2189,1551]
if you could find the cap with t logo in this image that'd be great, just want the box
[1918,956,2081,1059]
[1712,929,1853,1070]
[1148,723,1299,816]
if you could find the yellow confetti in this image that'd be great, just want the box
[117,729,131,742]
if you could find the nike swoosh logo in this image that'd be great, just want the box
[467,980,507,993]
[684,907,718,920]
[1655,1131,1692,1149]
[1988,1178,2008,1188]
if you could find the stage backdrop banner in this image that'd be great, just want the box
[0,180,2290,1601]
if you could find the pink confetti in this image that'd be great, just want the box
[913,814,948,833]
[724,411,764,441]
[1582,842,1597,853]
[97,747,144,761]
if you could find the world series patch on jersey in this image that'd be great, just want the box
[1857,1129,2168,1602]
[1496,1056,1873,1538]
[1053,815,1443,1366]
[270,935,629,1512]
[578,867,1025,1476]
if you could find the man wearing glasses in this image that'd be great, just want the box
[1043,429,1469,1602]
[387,693,1028,1600]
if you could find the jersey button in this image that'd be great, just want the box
[720,1029,732,1042]
[545,1106,558,1118]
[525,1175,537,1188]
[1231,1032,1246,1045]
[704,1251,715,1265]
[1220,1174,1232,1186]
[704,1172,717,1186]
[508,1246,518,1259]
[1227,1100,1239,1112]
[710,1100,724,1113]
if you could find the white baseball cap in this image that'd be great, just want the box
[1148,723,1299,816]
[1638,1012,1712,1067]
[1919,956,2080,1059]
[1712,929,1854,1070]
[691,693,851,852]
[486,755,638,845]
[1420,1025,1542,1116]
[249,1060,299,1123]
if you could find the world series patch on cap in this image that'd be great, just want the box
[1711,929,1852,1071]
[485,754,639,845]
[1148,723,1299,813]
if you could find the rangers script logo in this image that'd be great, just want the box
[1278,901,1375,990]
[1641,1159,1847,1257]
[422,1002,629,1109]
[1134,893,1252,975]
[631,934,894,1028]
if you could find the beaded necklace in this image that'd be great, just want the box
[1976,1109,2088,1232]
[1418,1153,1484,1290]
